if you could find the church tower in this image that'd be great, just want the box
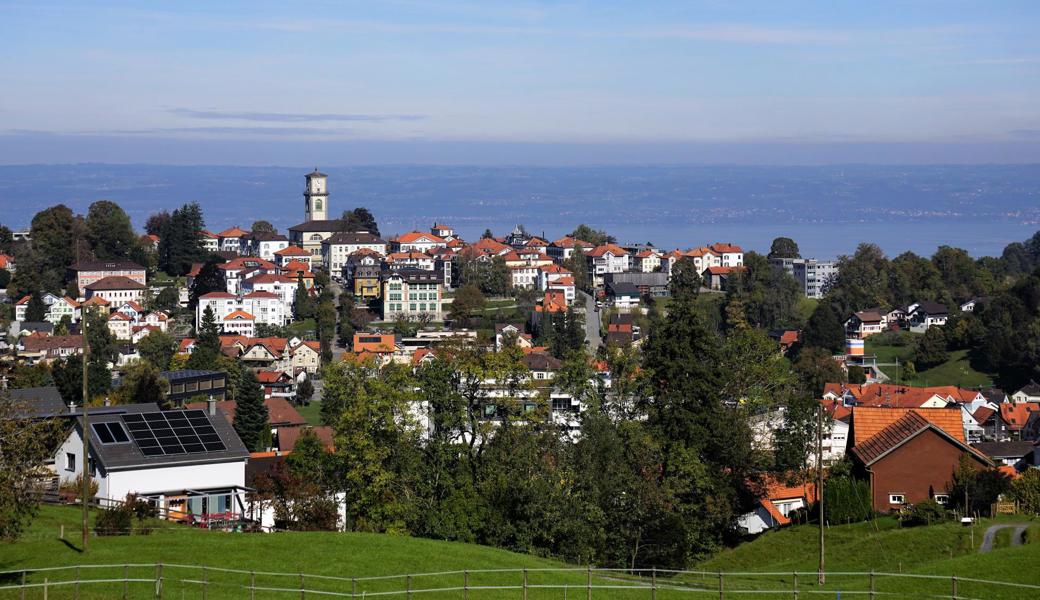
[304,169,329,222]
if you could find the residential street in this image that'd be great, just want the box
[577,290,602,352]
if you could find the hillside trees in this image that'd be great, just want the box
[767,237,800,259]
[85,200,138,261]
[158,202,206,276]
[340,208,380,235]
[803,301,845,353]
[138,329,176,370]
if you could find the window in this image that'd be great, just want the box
[888,494,905,505]
[934,494,949,505]
[92,422,130,444]
[66,452,76,471]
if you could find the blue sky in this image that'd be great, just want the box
[1,0,1039,164]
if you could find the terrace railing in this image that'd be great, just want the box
[1,564,1038,600]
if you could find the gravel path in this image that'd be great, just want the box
[979,523,1029,553]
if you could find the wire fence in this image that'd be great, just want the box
[1,564,1038,600]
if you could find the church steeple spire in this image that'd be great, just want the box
[304,169,329,222]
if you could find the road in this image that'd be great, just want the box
[979,523,1029,553]
[577,290,602,352]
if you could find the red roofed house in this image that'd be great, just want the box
[222,310,256,337]
[391,231,447,254]
[14,293,79,324]
[0,253,15,272]
[273,245,313,268]
[217,226,251,255]
[738,476,818,534]
[547,236,594,262]
[68,260,146,291]
[633,249,663,273]
[849,406,992,511]
[708,242,744,267]
[701,266,745,291]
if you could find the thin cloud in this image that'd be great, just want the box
[959,57,1040,65]
[168,108,426,123]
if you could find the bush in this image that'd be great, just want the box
[901,499,949,527]
[823,476,872,524]
[94,503,134,536]
[59,474,98,502]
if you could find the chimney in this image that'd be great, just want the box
[207,395,216,416]
[68,400,76,412]
[103,396,111,407]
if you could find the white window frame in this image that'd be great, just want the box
[933,494,949,505]
[66,452,76,472]
[888,493,905,505]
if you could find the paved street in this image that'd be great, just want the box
[577,290,602,352]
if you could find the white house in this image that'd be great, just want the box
[222,311,256,337]
[250,232,290,261]
[1012,381,1040,404]
[586,244,629,286]
[321,231,387,274]
[241,274,299,311]
[709,243,744,267]
[14,293,79,324]
[55,402,250,526]
[83,276,147,304]
[197,290,288,329]
[907,301,949,333]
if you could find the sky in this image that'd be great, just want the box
[2,0,1040,165]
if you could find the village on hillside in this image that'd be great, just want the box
[2,169,1040,550]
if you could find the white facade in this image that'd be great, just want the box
[255,238,289,261]
[197,292,288,329]
[15,293,79,324]
[241,275,299,310]
[322,236,387,274]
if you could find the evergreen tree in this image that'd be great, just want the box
[25,291,47,322]
[158,202,206,276]
[296,376,315,404]
[561,246,591,291]
[188,305,222,370]
[316,299,336,364]
[293,275,315,320]
[233,369,269,452]
[913,326,949,370]
[803,301,845,353]
[189,258,227,308]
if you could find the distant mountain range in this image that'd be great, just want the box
[1,164,1037,258]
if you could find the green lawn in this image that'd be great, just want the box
[865,336,994,388]
[295,400,323,426]
[3,507,1038,599]
[286,318,316,338]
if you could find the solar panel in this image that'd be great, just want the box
[92,422,132,445]
[120,410,226,456]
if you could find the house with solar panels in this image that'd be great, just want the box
[55,400,250,527]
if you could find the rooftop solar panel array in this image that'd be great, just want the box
[120,410,226,457]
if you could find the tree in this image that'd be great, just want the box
[189,258,226,308]
[337,294,357,347]
[669,257,702,295]
[315,299,336,364]
[52,355,110,405]
[340,208,380,236]
[25,291,47,322]
[233,369,269,452]
[827,243,889,315]
[803,301,845,353]
[157,202,206,276]
[481,228,494,239]
[138,329,177,370]
[111,362,169,407]
[913,326,949,370]
[0,397,63,540]
[0,223,14,254]
[949,454,1010,514]
[0,268,10,290]
[187,305,221,370]
[85,200,137,260]
[448,284,486,327]
[151,287,180,313]
[561,246,591,292]
[30,205,82,292]
[793,346,846,397]
[767,237,801,259]
[296,376,315,404]
[293,275,315,321]
[1010,468,1040,514]
[144,211,171,236]
[487,256,511,296]
[285,429,333,488]
[569,224,611,246]
[250,220,275,234]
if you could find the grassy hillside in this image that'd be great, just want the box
[2,507,1039,599]
[865,335,993,387]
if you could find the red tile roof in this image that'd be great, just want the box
[275,245,310,256]
[395,231,445,244]
[709,242,743,254]
[587,243,628,257]
[84,276,146,290]
[851,406,966,445]
[217,226,249,238]
[278,426,335,452]
[1000,403,1040,431]
[851,410,988,466]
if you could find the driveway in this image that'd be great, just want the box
[577,290,602,352]
[979,523,1029,553]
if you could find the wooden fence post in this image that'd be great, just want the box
[586,566,592,600]
[43,578,48,600]
[523,568,528,600]
[19,570,26,600]
[718,571,724,600]
[651,567,657,600]
[156,562,163,600]
[869,570,875,600]
[352,577,357,600]
[124,564,129,600]
[251,571,256,600]
[951,575,958,600]
[203,565,209,600]
[75,566,80,600]
[793,572,798,599]
[300,572,306,600]
[464,570,469,600]
[407,575,412,600]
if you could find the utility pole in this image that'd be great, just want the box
[81,312,90,551]
[817,404,825,585]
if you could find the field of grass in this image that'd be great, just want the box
[865,336,994,388]
[3,507,1040,599]
[295,400,322,426]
